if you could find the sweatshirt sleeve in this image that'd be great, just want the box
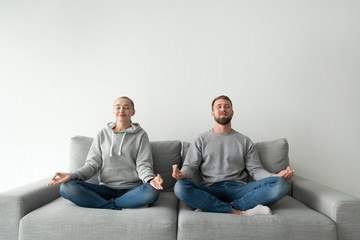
[245,140,273,181]
[180,138,203,180]
[70,133,103,181]
[136,133,156,183]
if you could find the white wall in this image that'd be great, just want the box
[1,0,359,198]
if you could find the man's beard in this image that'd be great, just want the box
[214,115,232,125]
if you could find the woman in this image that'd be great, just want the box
[48,96,163,210]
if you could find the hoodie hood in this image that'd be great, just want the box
[106,122,143,157]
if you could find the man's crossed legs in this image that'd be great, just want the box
[174,176,289,216]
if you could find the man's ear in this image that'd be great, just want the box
[211,111,214,117]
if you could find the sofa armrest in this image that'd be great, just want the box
[292,175,360,240]
[0,177,60,240]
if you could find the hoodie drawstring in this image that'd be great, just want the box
[109,131,115,157]
[118,132,126,156]
[109,132,127,157]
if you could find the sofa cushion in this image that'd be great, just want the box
[69,136,182,191]
[255,138,289,174]
[181,138,290,182]
[70,136,94,170]
[151,140,182,191]
[177,196,336,240]
[69,136,98,184]
[19,192,178,240]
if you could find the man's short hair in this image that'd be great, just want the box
[114,96,135,110]
[211,95,232,110]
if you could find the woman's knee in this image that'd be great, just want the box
[59,180,77,198]
[143,183,160,204]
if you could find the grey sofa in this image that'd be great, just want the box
[1,136,359,240]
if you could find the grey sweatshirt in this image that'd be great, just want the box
[181,129,273,186]
[70,123,156,189]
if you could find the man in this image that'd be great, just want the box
[49,97,163,210]
[173,95,294,216]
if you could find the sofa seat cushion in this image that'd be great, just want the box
[177,196,336,240]
[19,192,178,240]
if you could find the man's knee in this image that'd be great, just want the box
[272,177,290,198]
[174,179,192,200]
[174,179,185,194]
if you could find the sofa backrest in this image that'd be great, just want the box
[69,136,182,191]
[254,138,290,175]
[181,138,290,183]
[150,140,182,191]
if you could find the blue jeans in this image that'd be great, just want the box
[174,176,289,213]
[60,180,160,210]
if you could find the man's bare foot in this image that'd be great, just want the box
[231,208,243,215]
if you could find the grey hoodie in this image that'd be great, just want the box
[70,123,156,189]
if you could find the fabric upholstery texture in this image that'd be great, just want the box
[292,175,360,240]
[0,178,60,240]
[177,196,337,240]
[254,138,292,191]
[255,138,289,174]
[19,192,178,240]
[151,140,182,191]
[69,135,99,184]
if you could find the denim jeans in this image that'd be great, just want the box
[60,180,160,210]
[174,176,289,213]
